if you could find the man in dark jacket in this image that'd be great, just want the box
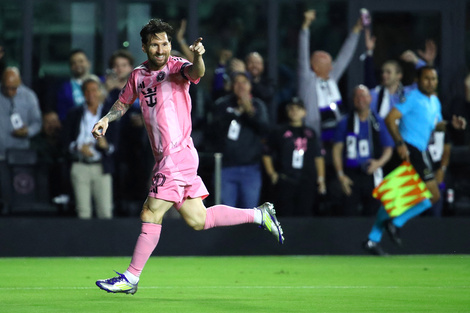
[62,76,119,218]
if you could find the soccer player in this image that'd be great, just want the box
[91,19,284,294]
[363,66,466,255]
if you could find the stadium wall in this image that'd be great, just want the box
[1,217,469,257]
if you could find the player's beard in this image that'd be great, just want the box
[149,53,169,70]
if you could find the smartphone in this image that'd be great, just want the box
[360,8,371,27]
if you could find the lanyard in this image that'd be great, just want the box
[10,98,15,116]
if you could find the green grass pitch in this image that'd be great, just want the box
[0,255,469,313]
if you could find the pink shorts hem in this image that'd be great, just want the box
[147,143,209,210]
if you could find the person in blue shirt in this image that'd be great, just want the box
[363,66,467,255]
[332,85,393,216]
[56,49,92,121]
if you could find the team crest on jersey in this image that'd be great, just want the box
[156,71,166,82]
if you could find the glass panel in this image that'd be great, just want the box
[32,1,103,111]
[198,0,269,91]
[0,1,23,70]
[278,0,348,72]
[33,1,102,78]
[277,0,349,109]
[370,11,441,86]
[117,1,188,66]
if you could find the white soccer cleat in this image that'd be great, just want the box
[96,271,138,295]
[258,202,285,244]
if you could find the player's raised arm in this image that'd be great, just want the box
[91,99,132,138]
[188,37,205,80]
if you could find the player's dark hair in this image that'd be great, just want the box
[140,18,173,45]
[416,65,437,79]
[108,49,135,69]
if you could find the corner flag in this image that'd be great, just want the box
[372,161,432,217]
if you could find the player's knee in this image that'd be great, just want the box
[140,208,152,222]
[140,206,163,224]
[185,211,206,231]
[191,223,205,231]
[187,217,205,231]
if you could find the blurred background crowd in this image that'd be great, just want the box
[1,0,470,219]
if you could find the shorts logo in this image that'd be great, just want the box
[150,173,166,194]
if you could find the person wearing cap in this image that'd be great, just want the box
[262,97,325,216]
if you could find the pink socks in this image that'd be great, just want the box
[204,205,255,230]
[127,223,162,277]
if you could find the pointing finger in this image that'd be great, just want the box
[193,37,203,45]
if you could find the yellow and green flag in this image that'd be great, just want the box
[372,161,432,217]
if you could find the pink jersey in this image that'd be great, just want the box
[119,56,200,159]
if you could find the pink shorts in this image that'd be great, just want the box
[148,143,209,209]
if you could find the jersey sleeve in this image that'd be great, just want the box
[118,71,138,105]
[171,56,201,84]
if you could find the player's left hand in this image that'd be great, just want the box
[452,115,467,130]
[189,37,205,56]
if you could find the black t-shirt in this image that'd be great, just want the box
[265,125,322,183]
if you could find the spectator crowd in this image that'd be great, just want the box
[0,9,467,220]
